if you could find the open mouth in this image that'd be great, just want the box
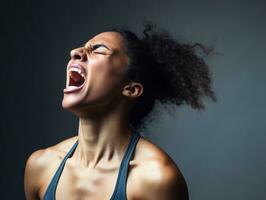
[68,69,85,87]
[63,67,86,93]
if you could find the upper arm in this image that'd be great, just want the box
[24,149,46,200]
[139,162,189,200]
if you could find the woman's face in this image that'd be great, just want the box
[62,31,130,116]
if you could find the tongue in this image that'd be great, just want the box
[69,71,84,87]
[72,72,82,81]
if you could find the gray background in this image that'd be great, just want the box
[1,0,265,199]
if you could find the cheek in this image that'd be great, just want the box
[89,58,125,94]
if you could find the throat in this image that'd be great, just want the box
[73,130,132,169]
[73,113,132,169]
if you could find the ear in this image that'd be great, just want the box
[122,82,143,99]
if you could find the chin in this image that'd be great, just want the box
[61,98,71,110]
[61,94,84,111]
[61,99,84,117]
[61,95,97,117]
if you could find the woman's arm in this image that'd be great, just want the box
[138,159,189,200]
[24,149,46,200]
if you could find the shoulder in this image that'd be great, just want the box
[131,137,189,200]
[24,136,78,200]
[24,136,78,172]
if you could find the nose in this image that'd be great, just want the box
[70,47,87,61]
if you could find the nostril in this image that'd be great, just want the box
[70,48,87,61]
[73,54,82,60]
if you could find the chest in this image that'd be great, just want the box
[59,161,119,200]
[41,160,138,200]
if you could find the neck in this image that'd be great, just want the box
[72,106,133,169]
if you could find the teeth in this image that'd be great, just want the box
[69,68,85,78]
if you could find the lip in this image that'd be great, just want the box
[63,62,87,94]
[63,84,84,93]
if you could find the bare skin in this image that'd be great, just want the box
[24,32,189,200]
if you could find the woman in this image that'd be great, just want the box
[24,24,215,200]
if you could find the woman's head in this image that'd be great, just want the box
[62,23,216,131]
[62,31,143,119]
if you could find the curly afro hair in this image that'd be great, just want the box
[108,23,216,131]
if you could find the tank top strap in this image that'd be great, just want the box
[43,139,79,200]
[110,131,141,200]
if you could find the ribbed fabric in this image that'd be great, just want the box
[43,131,140,200]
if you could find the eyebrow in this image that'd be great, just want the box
[85,43,112,51]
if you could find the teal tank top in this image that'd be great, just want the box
[43,131,141,200]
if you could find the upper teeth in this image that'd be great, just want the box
[69,68,85,78]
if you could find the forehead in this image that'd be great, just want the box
[86,31,125,50]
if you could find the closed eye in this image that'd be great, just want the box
[91,44,111,51]
[83,43,112,55]
[93,51,106,55]
[92,44,112,55]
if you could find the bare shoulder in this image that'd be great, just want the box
[24,136,78,171]
[131,136,189,200]
[24,136,78,200]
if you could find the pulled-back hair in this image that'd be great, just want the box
[109,23,216,131]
